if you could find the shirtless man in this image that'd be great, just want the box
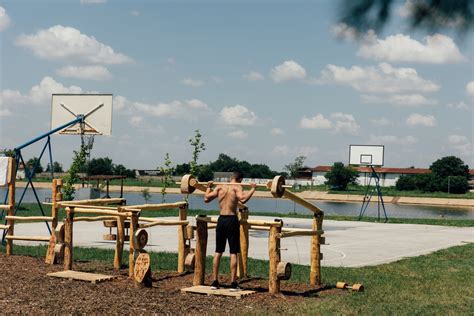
[204,171,256,291]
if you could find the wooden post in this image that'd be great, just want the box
[237,208,249,278]
[193,216,208,286]
[114,206,126,270]
[310,212,324,286]
[45,179,63,264]
[63,207,74,270]
[177,204,188,273]
[268,222,282,294]
[129,210,139,278]
[6,157,16,256]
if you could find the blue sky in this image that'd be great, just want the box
[0,0,473,171]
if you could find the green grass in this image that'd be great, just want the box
[5,203,474,227]
[1,242,473,314]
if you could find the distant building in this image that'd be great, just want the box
[309,166,473,187]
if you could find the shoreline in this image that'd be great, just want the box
[17,182,474,209]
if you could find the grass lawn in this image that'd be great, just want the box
[1,242,473,314]
[4,203,474,227]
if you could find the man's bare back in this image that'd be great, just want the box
[204,182,256,215]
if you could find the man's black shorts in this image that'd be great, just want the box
[215,215,240,254]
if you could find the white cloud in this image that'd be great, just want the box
[270,60,306,82]
[227,130,248,139]
[131,10,140,16]
[1,76,83,107]
[243,71,264,81]
[331,112,360,134]
[80,0,107,4]
[113,95,128,110]
[270,128,285,135]
[272,145,318,157]
[133,99,209,120]
[300,114,332,129]
[448,135,472,157]
[56,65,112,80]
[220,105,257,126]
[358,33,466,64]
[406,113,437,127]
[0,109,12,117]
[15,25,132,64]
[316,63,439,94]
[369,117,392,126]
[397,0,415,18]
[331,23,359,41]
[362,94,438,106]
[129,116,143,127]
[181,78,204,87]
[466,81,474,96]
[369,134,417,145]
[447,101,471,111]
[0,6,11,31]
[186,99,209,110]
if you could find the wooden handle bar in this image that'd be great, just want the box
[5,216,54,221]
[73,216,118,222]
[185,179,291,189]
[282,190,323,214]
[6,236,50,242]
[188,180,248,210]
[196,216,283,227]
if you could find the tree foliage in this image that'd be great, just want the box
[112,164,135,178]
[189,130,206,176]
[284,156,307,179]
[86,157,114,175]
[26,157,44,175]
[63,146,87,201]
[324,162,359,190]
[159,153,175,202]
[338,0,473,36]
[208,153,279,179]
[429,156,469,179]
[46,161,64,173]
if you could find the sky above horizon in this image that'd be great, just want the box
[0,0,473,172]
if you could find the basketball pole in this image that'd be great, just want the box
[1,117,83,242]
[358,165,388,222]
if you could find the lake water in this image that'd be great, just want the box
[1,188,472,220]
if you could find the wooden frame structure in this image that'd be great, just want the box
[180,174,326,293]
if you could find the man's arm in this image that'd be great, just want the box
[204,182,219,203]
[237,183,256,204]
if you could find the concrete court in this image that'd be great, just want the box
[10,216,474,267]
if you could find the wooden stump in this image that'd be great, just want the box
[238,208,249,278]
[134,250,152,288]
[6,158,15,256]
[177,204,188,273]
[268,223,282,294]
[129,211,139,278]
[193,216,208,286]
[64,207,74,270]
[114,207,126,270]
[310,213,324,286]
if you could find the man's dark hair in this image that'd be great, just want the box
[231,171,243,182]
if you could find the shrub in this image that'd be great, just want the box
[324,162,359,191]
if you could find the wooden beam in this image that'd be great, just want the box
[177,204,188,273]
[5,236,50,242]
[58,198,125,206]
[138,220,189,229]
[63,207,74,270]
[278,230,324,238]
[238,209,249,278]
[193,216,208,286]
[129,211,139,278]
[0,205,10,210]
[310,214,324,287]
[268,224,282,294]
[57,203,116,210]
[0,225,10,230]
[73,216,118,222]
[114,206,126,270]
[125,201,188,211]
[73,208,130,217]
[5,216,54,221]
[187,179,292,189]
[196,216,283,227]
[188,179,248,210]
[282,189,323,214]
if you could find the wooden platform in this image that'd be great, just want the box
[47,270,117,284]
[181,285,256,299]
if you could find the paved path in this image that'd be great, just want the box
[10,216,473,267]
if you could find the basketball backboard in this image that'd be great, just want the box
[51,94,113,135]
[349,145,384,167]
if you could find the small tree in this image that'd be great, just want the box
[0,148,15,157]
[197,164,214,181]
[430,156,469,179]
[284,156,307,179]
[189,130,206,177]
[86,157,114,175]
[63,146,87,201]
[26,157,44,175]
[141,188,151,203]
[324,162,359,191]
[159,153,175,202]
[46,161,64,173]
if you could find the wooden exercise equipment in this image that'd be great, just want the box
[277,261,292,280]
[336,282,364,292]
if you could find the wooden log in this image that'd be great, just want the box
[6,157,16,256]
[237,209,249,278]
[58,198,125,206]
[54,243,65,264]
[74,216,118,222]
[103,234,117,241]
[187,177,248,210]
[134,250,152,287]
[73,208,131,217]
[185,252,195,271]
[5,236,50,241]
[268,223,282,294]
[278,230,324,238]
[0,225,10,230]
[138,217,189,225]
[58,203,117,210]
[114,207,126,270]
[187,179,292,189]
[134,229,148,250]
[0,205,10,210]
[282,189,323,214]
[63,207,74,270]
[45,179,62,264]
[310,213,324,287]
[125,201,188,211]
[5,216,54,221]
[193,216,208,286]
[177,204,188,273]
[196,216,283,227]
[185,225,194,240]
[129,211,139,278]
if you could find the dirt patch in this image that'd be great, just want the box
[0,254,336,314]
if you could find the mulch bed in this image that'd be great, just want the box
[0,254,338,314]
